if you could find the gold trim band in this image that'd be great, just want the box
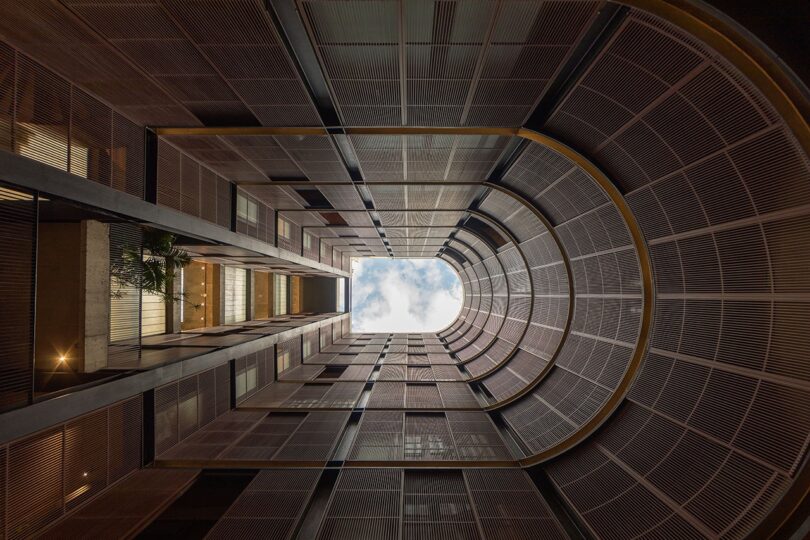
[514,129,654,466]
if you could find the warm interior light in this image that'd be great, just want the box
[65,484,90,504]
[58,355,67,363]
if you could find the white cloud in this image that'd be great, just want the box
[351,258,463,333]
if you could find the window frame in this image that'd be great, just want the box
[236,193,258,225]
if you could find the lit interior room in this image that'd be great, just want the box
[0,1,808,539]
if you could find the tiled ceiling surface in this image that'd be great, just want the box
[0,0,599,128]
[160,130,521,258]
[0,0,598,263]
[61,0,322,126]
[300,0,600,126]
[0,0,602,262]
[350,134,512,181]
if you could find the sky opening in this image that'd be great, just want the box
[351,258,463,333]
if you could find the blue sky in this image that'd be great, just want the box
[351,258,463,333]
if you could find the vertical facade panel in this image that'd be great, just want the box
[0,186,36,411]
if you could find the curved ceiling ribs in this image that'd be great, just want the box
[522,5,810,540]
[434,135,651,463]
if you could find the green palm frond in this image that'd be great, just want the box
[110,229,195,305]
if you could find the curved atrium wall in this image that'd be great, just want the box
[430,8,810,539]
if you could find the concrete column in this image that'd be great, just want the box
[80,220,110,372]
[35,220,109,373]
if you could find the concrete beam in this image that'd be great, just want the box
[0,313,349,444]
[0,149,349,278]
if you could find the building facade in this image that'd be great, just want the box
[0,1,808,539]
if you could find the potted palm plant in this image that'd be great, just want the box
[110,230,199,324]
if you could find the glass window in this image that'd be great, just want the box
[236,193,258,224]
[303,232,312,250]
[224,266,247,324]
[274,274,288,316]
[246,365,257,393]
[277,350,291,374]
[278,217,291,239]
[337,278,345,312]
[247,199,257,223]
[236,194,247,219]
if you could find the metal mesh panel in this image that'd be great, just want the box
[1,41,143,196]
[0,186,36,411]
[41,469,197,540]
[536,9,810,539]
[465,469,568,540]
[4,396,144,538]
[402,470,476,539]
[301,1,598,127]
[348,411,404,461]
[107,396,142,483]
[367,381,405,409]
[437,383,478,409]
[15,54,70,172]
[317,468,402,540]
[64,410,108,510]
[220,412,305,461]
[209,469,321,540]
[235,347,275,404]
[177,375,199,441]
[274,411,350,461]
[447,412,511,461]
[7,428,63,539]
[405,383,443,409]
[404,413,456,460]
[215,362,231,416]
[108,223,143,367]
[157,138,235,228]
[154,382,179,456]
[237,188,275,244]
